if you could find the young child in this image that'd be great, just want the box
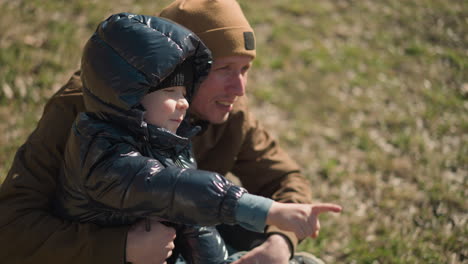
[53,13,341,264]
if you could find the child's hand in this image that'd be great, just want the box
[266,202,342,240]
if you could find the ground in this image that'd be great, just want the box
[0,0,466,263]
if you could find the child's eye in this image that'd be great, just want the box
[163,88,175,92]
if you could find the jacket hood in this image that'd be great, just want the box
[80,12,212,118]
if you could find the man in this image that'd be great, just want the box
[0,0,319,263]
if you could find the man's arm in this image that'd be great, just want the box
[0,73,131,263]
[0,85,131,263]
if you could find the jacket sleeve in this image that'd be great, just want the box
[0,72,129,264]
[231,104,313,253]
[74,135,246,226]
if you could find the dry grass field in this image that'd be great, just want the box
[0,0,466,263]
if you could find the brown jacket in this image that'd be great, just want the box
[0,72,312,263]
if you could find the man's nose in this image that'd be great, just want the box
[227,73,246,96]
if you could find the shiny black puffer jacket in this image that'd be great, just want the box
[54,13,246,229]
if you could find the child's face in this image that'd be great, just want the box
[140,86,188,133]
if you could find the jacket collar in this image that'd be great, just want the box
[146,124,191,155]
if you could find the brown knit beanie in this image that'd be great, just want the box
[160,0,256,59]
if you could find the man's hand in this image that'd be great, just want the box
[266,202,342,240]
[126,219,176,264]
[231,234,291,264]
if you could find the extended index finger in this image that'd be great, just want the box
[311,203,342,215]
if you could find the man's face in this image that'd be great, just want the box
[190,55,252,124]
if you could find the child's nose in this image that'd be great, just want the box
[177,98,189,110]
